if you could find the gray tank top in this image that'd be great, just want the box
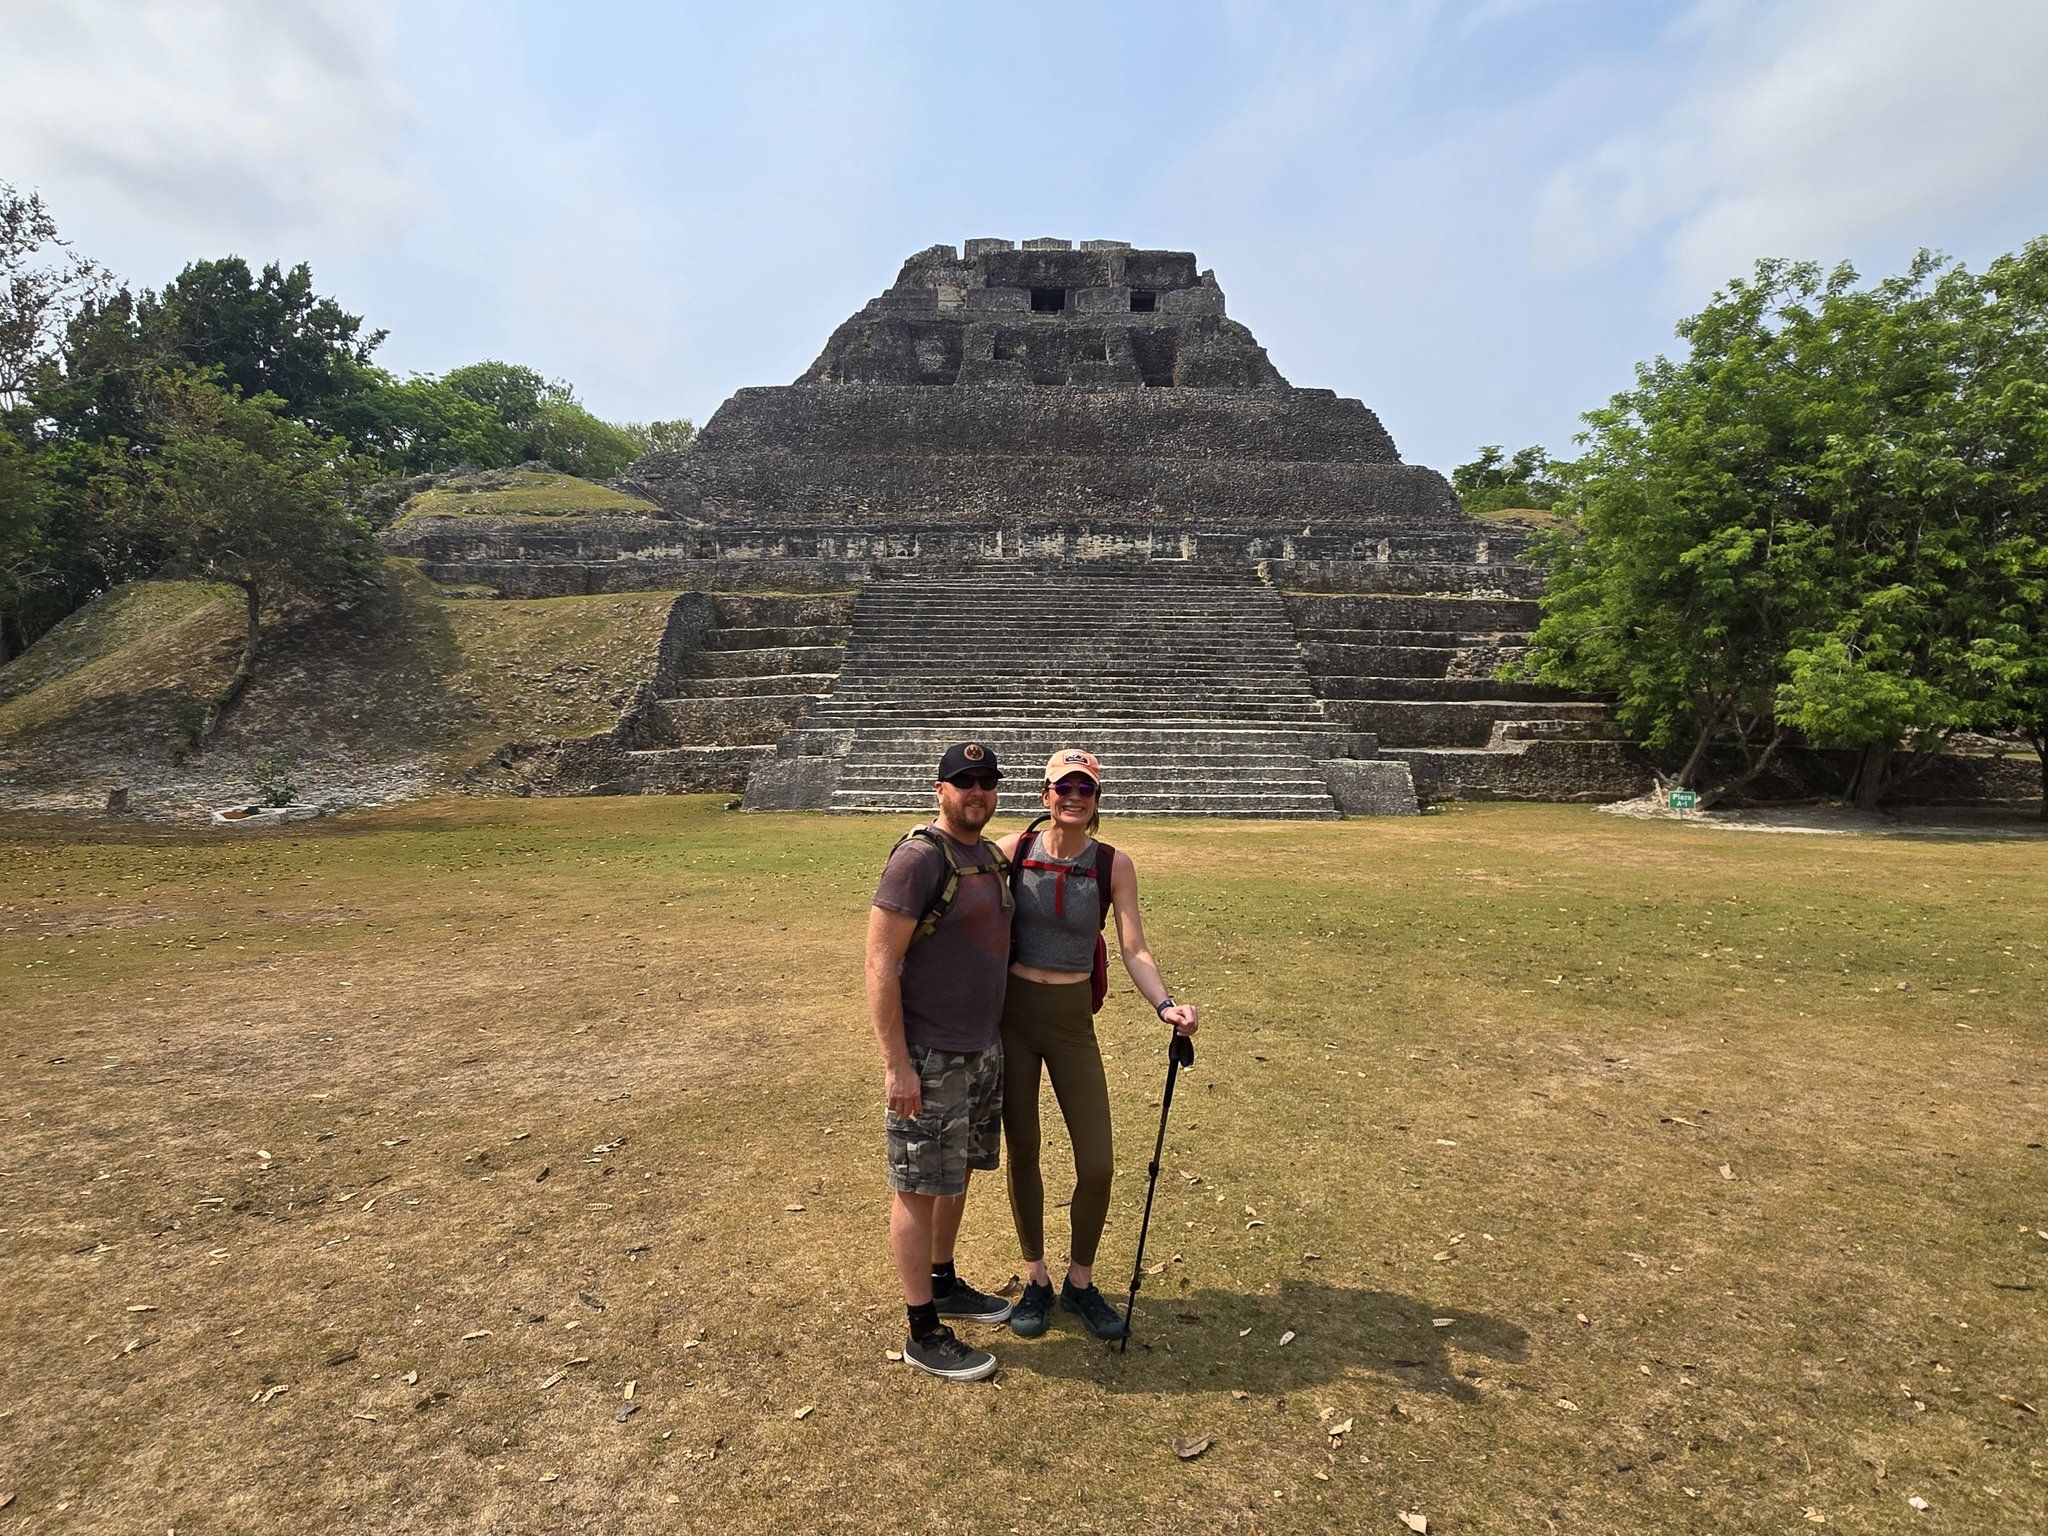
[1012,837,1107,972]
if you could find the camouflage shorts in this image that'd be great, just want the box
[885,1043,1003,1198]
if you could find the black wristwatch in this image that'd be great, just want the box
[1154,997,1177,1018]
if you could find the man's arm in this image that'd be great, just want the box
[865,905,923,1118]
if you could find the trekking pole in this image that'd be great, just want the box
[1120,1029,1196,1352]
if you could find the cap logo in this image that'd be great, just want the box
[963,744,985,761]
[1062,751,1090,764]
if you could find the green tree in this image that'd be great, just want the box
[153,257,384,423]
[119,373,378,742]
[1453,444,1563,513]
[441,360,640,477]
[323,371,515,475]
[621,417,695,457]
[1,180,112,414]
[1520,246,2048,810]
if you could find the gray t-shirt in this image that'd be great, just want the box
[872,828,1012,1052]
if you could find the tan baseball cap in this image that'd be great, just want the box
[1043,748,1101,783]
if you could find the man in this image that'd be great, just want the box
[865,742,1016,1380]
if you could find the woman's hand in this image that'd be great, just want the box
[1161,1002,1199,1036]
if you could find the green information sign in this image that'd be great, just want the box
[1668,789,1699,810]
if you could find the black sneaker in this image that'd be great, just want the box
[904,1325,997,1382]
[1059,1279,1130,1340]
[1008,1280,1054,1338]
[933,1278,1013,1325]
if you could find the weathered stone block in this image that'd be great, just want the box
[1318,759,1419,815]
[741,755,842,810]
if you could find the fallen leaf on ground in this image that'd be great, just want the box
[460,1330,491,1342]
[1328,1417,1354,1438]
[884,1350,903,1362]
[784,1204,805,1212]
[1279,1330,1297,1347]
[539,1370,567,1390]
[1171,1436,1211,1460]
[1556,1397,1579,1412]
[1238,1327,1252,1338]
[322,1349,358,1367]
[1399,1512,1428,1533]
[1995,1394,2037,1414]
[1907,1495,1930,1511]
[1431,1317,1455,1328]
[538,1472,560,1484]
[1719,1164,1736,1180]
[793,1404,815,1420]
[402,1371,418,1386]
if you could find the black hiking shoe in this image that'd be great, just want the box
[933,1278,1013,1325]
[904,1325,997,1382]
[1059,1279,1130,1340]
[1008,1280,1054,1338]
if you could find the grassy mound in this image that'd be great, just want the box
[1,799,2040,1533]
[0,565,676,812]
[397,469,657,523]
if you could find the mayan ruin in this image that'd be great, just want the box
[386,238,1645,815]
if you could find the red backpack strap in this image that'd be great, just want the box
[1008,815,1048,902]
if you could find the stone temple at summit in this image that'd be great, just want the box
[386,238,1647,814]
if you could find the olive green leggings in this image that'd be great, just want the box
[1001,976,1115,1268]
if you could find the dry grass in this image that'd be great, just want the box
[0,570,678,812]
[1,799,2043,1535]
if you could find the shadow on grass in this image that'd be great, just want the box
[1004,1278,1527,1402]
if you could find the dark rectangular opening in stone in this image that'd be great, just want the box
[1030,286,1066,313]
[1129,289,1157,312]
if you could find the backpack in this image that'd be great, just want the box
[890,825,1012,942]
[1009,814,1116,1013]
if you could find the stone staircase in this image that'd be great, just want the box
[744,564,1392,816]
[551,591,852,793]
[1280,567,1650,801]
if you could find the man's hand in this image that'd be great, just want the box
[886,1060,923,1120]
[1162,1002,1200,1037]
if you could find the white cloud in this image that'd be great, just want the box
[1537,0,2048,293]
[0,0,422,257]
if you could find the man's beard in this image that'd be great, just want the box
[944,793,994,832]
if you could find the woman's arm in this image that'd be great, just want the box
[1108,849,1199,1035]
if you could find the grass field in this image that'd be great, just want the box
[1,799,2043,1535]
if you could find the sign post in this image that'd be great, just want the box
[1667,788,1699,813]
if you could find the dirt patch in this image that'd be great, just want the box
[1600,791,2048,840]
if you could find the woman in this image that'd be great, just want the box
[996,748,1200,1339]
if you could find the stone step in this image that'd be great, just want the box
[685,645,847,677]
[663,673,839,699]
[708,593,855,626]
[1294,629,1531,651]
[1303,643,1462,678]
[1325,699,1613,748]
[1280,593,1543,631]
[828,790,1339,818]
[631,696,817,747]
[1314,676,1581,703]
[701,624,849,650]
[814,707,1329,725]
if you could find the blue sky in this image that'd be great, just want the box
[6,0,2048,472]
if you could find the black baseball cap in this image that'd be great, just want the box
[936,742,1003,781]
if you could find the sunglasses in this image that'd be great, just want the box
[946,773,1001,790]
[1050,778,1099,798]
